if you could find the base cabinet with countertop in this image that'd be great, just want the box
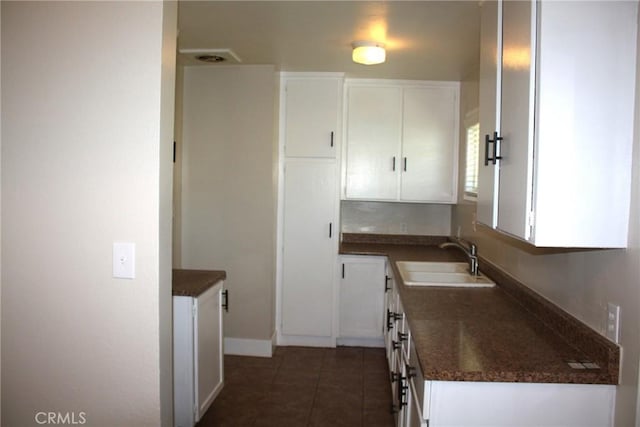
[173,270,226,427]
[338,235,620,427]
[383,259,616,427]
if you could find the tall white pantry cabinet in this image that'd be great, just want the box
[279,73,343,346]
[477,0,636,248]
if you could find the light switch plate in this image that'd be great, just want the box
[606,303,620,343]
[113,242,135,279]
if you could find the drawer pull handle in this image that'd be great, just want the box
[484,131,503,165]
[222,289,229,312]
[406,363,416,379]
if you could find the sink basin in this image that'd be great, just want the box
[396,261,495,288]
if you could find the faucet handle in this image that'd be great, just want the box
[453,237,477,256]
[468,242,477,256]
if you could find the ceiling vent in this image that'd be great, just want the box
[178,48,242,66]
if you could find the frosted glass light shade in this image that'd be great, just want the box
[352,42,386,65]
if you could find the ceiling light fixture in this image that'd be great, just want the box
[352,41,386,65]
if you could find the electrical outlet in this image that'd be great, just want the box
[113,242,136,279]
[606,303,620,343]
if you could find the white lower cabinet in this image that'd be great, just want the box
[385,257,615,427]
[173,281,224,427]
[337,255,385,346]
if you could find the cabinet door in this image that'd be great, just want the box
[497,0,535,240]
[195,282,224,421]
[476,0,502,227]
[345,86,402,200]
[400,86,458,203]
[284,78,341,158]
[282,159,337,337]
[338,256,385,339]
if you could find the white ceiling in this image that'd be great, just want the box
[177,1,481,81]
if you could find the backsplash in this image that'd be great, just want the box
[340,200,451,235]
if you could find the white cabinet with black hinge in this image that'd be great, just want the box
[173,280,225,427]
[343,80,460,203]
[278,73,343,346]
[337,255,386,347]
[477,0,636,248]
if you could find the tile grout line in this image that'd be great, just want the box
[361,349,366,427]
[306,348,325,427]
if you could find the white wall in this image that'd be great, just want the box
[177,66,277,348]
[452,14,640,427]
[1,2,175,426]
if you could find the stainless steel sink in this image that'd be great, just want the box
[396,261,495,288]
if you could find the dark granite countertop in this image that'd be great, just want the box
[340,235,619,385]
[172,269,226,297]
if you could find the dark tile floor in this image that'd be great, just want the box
[197,346,395,427]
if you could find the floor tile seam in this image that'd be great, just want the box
[361,350,366,427]
[304,349,325,426]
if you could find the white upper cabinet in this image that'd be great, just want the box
[401,87,458,202]
[344,80,459,203]
[283,74,343,158]
[476,0,501,228]
[477,0,637,248]
[344,85,403,200]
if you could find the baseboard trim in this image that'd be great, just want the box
[336,337,385,348]
[277,334,335,347]
[224,336,274,358]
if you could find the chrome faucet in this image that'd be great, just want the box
[439,238,479,276]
